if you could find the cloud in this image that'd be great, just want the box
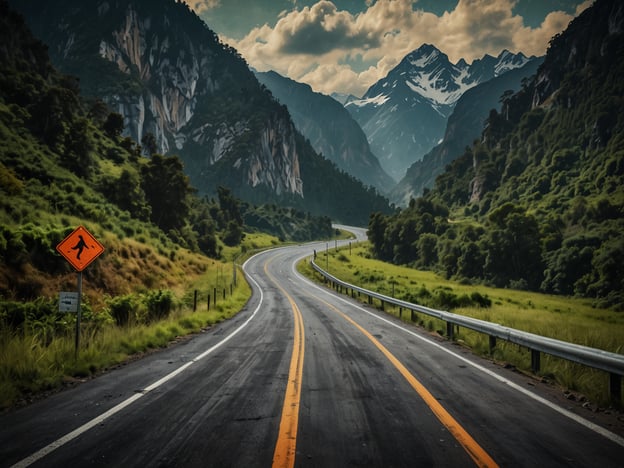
[273,1,380,55]
[187,0,220,14]
[225,0,583,96]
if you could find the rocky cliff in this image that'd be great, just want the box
[12,0,304,199]
[255,70,394,193]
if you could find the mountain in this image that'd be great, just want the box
[254,70,394,193]
[330,92,359,106]
[0,0,220,299]
[368,0,624,309]
[346,44,533,180]
[9,0,391,224]
[391,56,543,206]
[0,0,344,303]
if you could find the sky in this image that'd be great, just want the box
[187,0,592,97]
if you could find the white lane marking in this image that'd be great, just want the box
[291,256,624,449]
[12,255,267,468]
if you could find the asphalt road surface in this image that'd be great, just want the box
[1,227,623,467]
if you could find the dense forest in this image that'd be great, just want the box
[368,0,624,310]
[0,0,332,303]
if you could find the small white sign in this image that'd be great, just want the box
[59,292,79,312]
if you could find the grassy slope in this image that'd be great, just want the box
[299,241,624,406]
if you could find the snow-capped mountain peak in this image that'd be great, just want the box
[344,43,537,180]
[494,49,530,76]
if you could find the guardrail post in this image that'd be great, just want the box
[609,373,622,403]
[380,300,385,311]
[446,322,454,340]
[489,336,496,354]
[193,290,197,312]
[399,307,402,318]
[531,349,541,373]
[411,310,416,322]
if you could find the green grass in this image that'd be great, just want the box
[0,266,251,410]
[298,241,624,407]
[221,231,283,263]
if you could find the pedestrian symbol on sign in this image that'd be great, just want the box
[71,235,88,260]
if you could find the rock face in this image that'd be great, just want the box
[255,70,394,193]
[12,0,303,198]
[346,44,533,181]
[96,5,203,155]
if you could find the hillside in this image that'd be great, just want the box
[9,0,391,225]
[0,0,334,306]
[367,0,624,310]
[0,0,205,304]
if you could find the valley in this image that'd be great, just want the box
[1,0,623,465]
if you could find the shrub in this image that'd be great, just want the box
[143,290,174,323]
[106,294,136,326]
[470,292,492,308]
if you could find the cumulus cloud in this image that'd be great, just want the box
[273,1,380,55]
[224,0,584,96]
[187,0,220,14]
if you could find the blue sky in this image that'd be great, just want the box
[188,0,591,96]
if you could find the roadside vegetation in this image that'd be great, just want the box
[0,9,336,411]
[0,254,251,410]
[299,241,624,407]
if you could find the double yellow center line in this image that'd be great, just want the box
[265,261,305,468]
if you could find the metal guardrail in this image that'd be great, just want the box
[310,259,624,402]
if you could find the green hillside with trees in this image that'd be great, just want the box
[0,1,339,406]
[0,1,334,318]
[368,0,624,310]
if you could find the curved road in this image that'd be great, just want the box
[1,228,623,467]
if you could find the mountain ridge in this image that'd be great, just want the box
[391,56,544,206]
[367,0,624,309]
[254,70,394,193]
[10,0,391,224]
[346,44,534,180]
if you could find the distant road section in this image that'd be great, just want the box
[1,227,622,467]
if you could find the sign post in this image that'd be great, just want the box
[56,226,105,358]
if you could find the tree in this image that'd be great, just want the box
[88,99,109,126]
[103,112,124,138]
[61,117,94,178]
[223,220,244,246]
[484,212,543,289]
[217,186,243,226]
[457,242,485,279]
[141,132,158,156]
[416,233,438,267]
[141,154,193,232]
[101,169,151,221]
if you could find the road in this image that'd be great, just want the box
[1,227,623,467]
